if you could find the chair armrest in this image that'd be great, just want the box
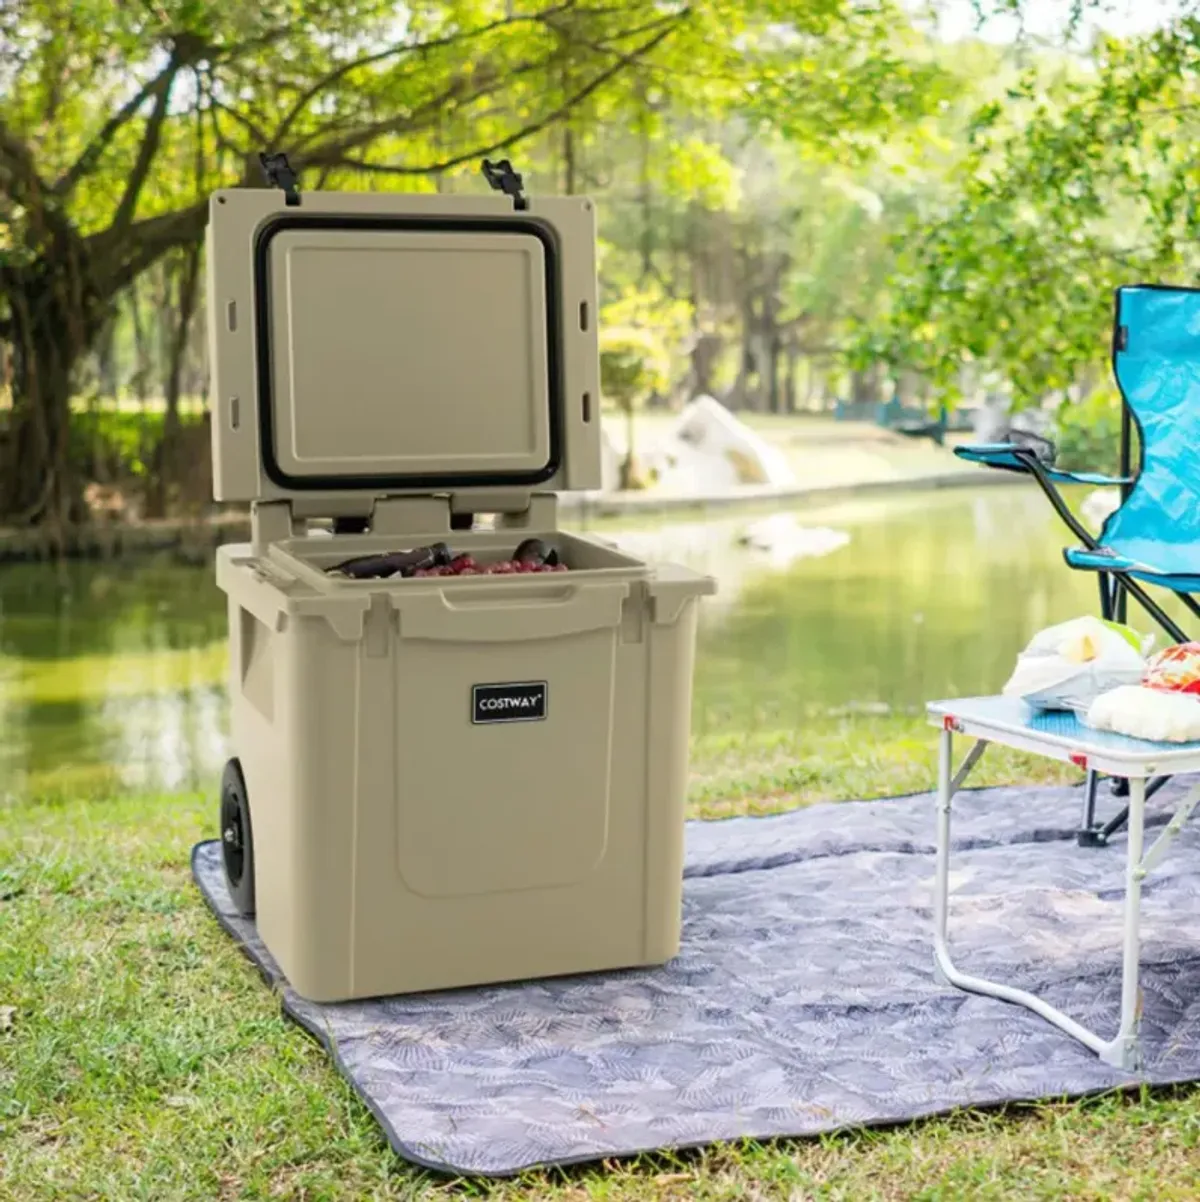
[954,442,1038,474]
[955,443,1131,487]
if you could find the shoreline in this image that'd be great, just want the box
[0,468,1023,563]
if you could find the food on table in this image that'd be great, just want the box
[1002,615,1151,713]
[1142,642,1200,695]
[1086,683,1200,743]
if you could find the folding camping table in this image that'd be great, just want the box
[928,696,1200,1070]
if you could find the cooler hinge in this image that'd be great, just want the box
[251,493,557,546]
[258,150,301,206]
[452,491,557,530]
[250,500,295,552]
[481,158,528,211]
[252,498,375,548]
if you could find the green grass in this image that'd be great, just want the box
[3,712,1199,1201]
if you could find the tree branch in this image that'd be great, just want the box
[548,10,685,55]
[283,50,558,160]
[0,118,53,209]
[208,22,295,65]
[208,94,270,145]
[51,60,177,197]
[296,75,492,164]
[90,201,209,298]
[296,47,571,167]
[271,3,577,147]
[108,48,186,237]
[320,19,684,177]
[0,118,79,251]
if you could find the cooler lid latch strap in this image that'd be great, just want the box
[259,150,301,206]
[481,158,528,211]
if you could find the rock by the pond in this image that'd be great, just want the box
[737,512,850,566]
[642,396,796,494]
[970,397,1054,444]
[1080,487,1121,530]
[598,423,623,492]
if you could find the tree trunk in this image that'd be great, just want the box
[148,240,202,518]
[563,123,577,194]
[850,366,880,406]
[729,282,757,411]
[95,318,117,400]
[620,399,638,490]
[1,277,99,529]
[90,316,115,481]
[638,84,653,284]
[688,331,721,399]
[896,368,920,407]
[766,332,782,414]
[782,341,797,414]
[130,277,149,404]
[686,203,700,313]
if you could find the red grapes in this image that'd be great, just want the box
[330,541,568,579]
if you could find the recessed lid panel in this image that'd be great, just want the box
[257,221,556,488]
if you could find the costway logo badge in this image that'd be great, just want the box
[472,681,548,724]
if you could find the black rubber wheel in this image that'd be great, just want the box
[220,758,256,917]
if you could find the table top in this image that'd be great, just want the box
[927,695,1200,776]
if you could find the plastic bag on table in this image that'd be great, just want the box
[1002,615,1153,713]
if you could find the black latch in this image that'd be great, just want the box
[259,151,301,206]
[481,159,528,210]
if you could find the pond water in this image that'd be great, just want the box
[0,483,1170,799]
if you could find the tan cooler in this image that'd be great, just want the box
[205,162,715,1003]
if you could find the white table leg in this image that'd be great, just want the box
[933,727,987,985]
[1105,775,1145,1070]
[933,725,954,987]
[935,765,1156,1071]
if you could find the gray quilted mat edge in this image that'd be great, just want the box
[190,780,1200,1178]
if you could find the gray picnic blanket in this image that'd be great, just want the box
[191,778,1200,1177]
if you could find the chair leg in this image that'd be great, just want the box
[1147,775,1172,801]
[1080,775,1168,847]
[1114,578,1129,625]
[1078,770,1106,846]
[1097,804,1131,845]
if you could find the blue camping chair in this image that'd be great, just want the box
[954,284,1200,846]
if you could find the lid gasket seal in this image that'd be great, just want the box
[251,213,563,494]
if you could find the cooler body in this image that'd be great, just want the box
[218,528,706,1001]
[205,176,714,1002]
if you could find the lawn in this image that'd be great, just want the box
[3,712,1199,1201]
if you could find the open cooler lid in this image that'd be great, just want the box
[206,162,602,506]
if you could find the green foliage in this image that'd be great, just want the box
[0,0,964,521]
[5,0,1152,519]
[1053,389,1123,474]
[599,283,691,391]
[66,406,206,484]
[599,325,669,409]
[869,11,1200,408]
[0,0,959,257]
[598,306,673,488]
